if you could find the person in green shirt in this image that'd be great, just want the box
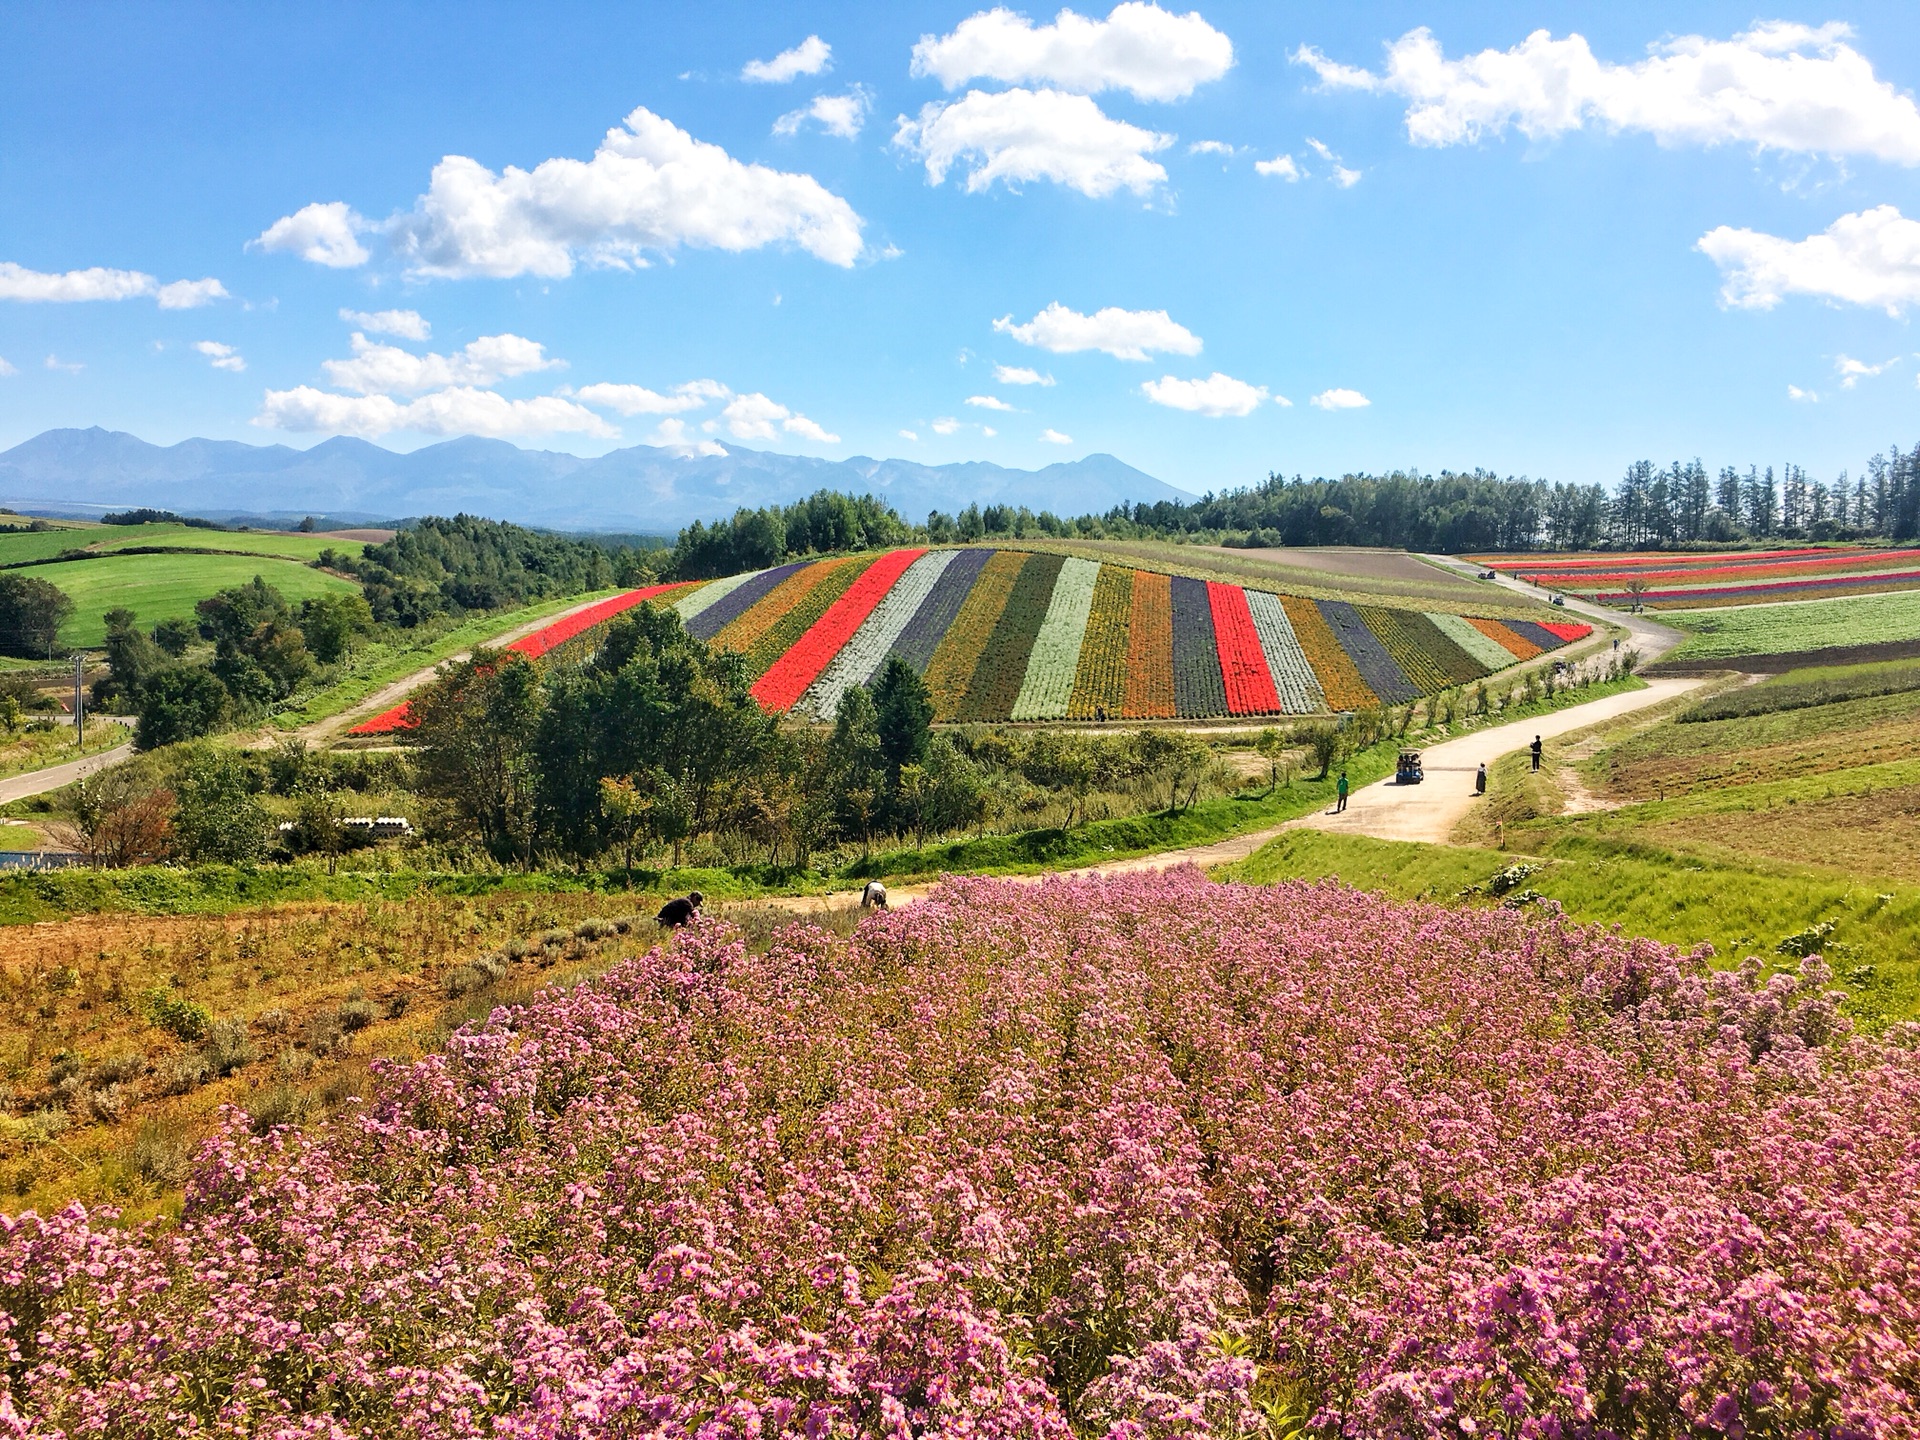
[1335,770,1349,813]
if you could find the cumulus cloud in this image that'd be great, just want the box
[1698,205,1920,314]
[252,201,371,268]
[1141,371,1267,416]
[1310,387,1370,409]
[649,417,729,456]
[256,385,616,440]
[995,301,1200,360]
[321,332,560,395]
[1836,354,1898,387]
[931,417,962,435]
[994,363,1054,385]
[1787,384,1820,402]
[576,379,730,415]
[259,108,864,280]
[895,88,1171,197]
[1305,137,1361,186]
[743,35,831,83]
[1039,427,1073,443]
[1255,153,1301,180]
[195,340,245,373]
[775,88,873,139]
[967,394,1016,410]
[340,307,430,340]
[1294,22,1920,163]
[719,392,839,444]
[899,429,920,441]
[0,261,225,307]
[911,3,1233,102]
[1188,139,1237,156]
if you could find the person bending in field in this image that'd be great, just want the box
[860,880,888,910]
[656,891,703,929]
[1530,736,1543,772]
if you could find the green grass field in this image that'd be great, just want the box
[0,521,365,569]
[52,552,360,647]
[1664,587,1920,658]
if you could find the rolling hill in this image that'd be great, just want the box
[357,547,1591,732]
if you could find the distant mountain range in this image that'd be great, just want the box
[0,429,1192,534]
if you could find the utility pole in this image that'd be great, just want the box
[71,652,84,748]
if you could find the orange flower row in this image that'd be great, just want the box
[1282,595,1376,711]
[1122,570,1175,719]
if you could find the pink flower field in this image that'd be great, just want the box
[1,872,1916,1438]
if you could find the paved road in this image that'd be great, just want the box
[0,742,135,804]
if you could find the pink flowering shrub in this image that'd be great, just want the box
[0,871,1915,1438]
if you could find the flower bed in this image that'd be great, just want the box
[751,549,926,711]
[923,550,1027,720]
[1429,610,1527,670]
[955,552,1065,722]
[1011,557,1101,721]
[9,872,1913,1438]
[1122,569,1176,718]
[889,547,994,677]
[1067,564,1134,719]
[1355,604,1460,693]
[715,556,859,664]
[1318,599,1417,705]
[1207,582,1281,716]
[683,560,811,641]
[1468,615,1543,660]
[1536,619,1594,643]
[1514,548,1920,589]
[1246,590,1325,713]
[1282,594,1376,711]
[1170,576,1228,718]
[798,550,961,719]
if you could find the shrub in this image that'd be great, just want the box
[160,1054,211,1096]
[201,1019,255,1078]
[141,987,212,1043]
[336,998,376,1033]
[131,1119,194,1188]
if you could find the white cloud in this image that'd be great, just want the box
[911,3,1233,102]
[1305,137,1361,186]
[743,35,831,83]
[252,201,371,268]
[1310,387,1370,410]
[44,355,83,373]
[899,429,920,441]
[720,392,839,444]
[1255,153,1300,180]
[981,425,997,437]
[318,106,869,278]
[1698,205,1920,315]
[340,307,430,340]
[649,417,729,456]
[0,261,224,307]
[774,88,873,139]
[576,379,730,415]
[994,363,1054,385]
[321,332,560,395]
[895,88,1171,197]
[1787,384,1820,402]
[967,394,1016,410]
[256,385,617,440]
[1142,371,1267,416]
[1836,354,1898,387]
[931,416,962,435]
[995,301,1200,360]
[1273,393,1293,407]
[1188,140,1237,156]
[0,356,15,377]
[195,340,245,373]
[1293,22,1920,163]
[1039,427,1073,444]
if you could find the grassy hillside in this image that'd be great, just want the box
[1663,587,1920,659]
[53,551,360,647]
[671,545,1600,723]
[0,520,366,567]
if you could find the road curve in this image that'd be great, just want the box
[0,742,136,805]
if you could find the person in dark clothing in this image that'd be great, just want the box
[1530,736,1543,772]
[1475,762,1488,794]
[1334,770,1349,813]
[656,891,703,928]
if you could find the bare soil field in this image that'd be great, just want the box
[324,528,397,543]
[1199,544,1453,582]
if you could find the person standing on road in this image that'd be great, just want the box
[1530,736,1543,772]
[1334,770,1349,813]
[1476,763,1488,795]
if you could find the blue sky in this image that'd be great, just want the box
[3,1,1919,500]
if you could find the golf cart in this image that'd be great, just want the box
[1395,749,1424,785]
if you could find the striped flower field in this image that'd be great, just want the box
[1472,546,1920,610]
[353,549,1588,732]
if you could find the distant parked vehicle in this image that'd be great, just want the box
[1395,749,1425,785]
[1479,569,1497,580]
[1551,595,1567,607]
